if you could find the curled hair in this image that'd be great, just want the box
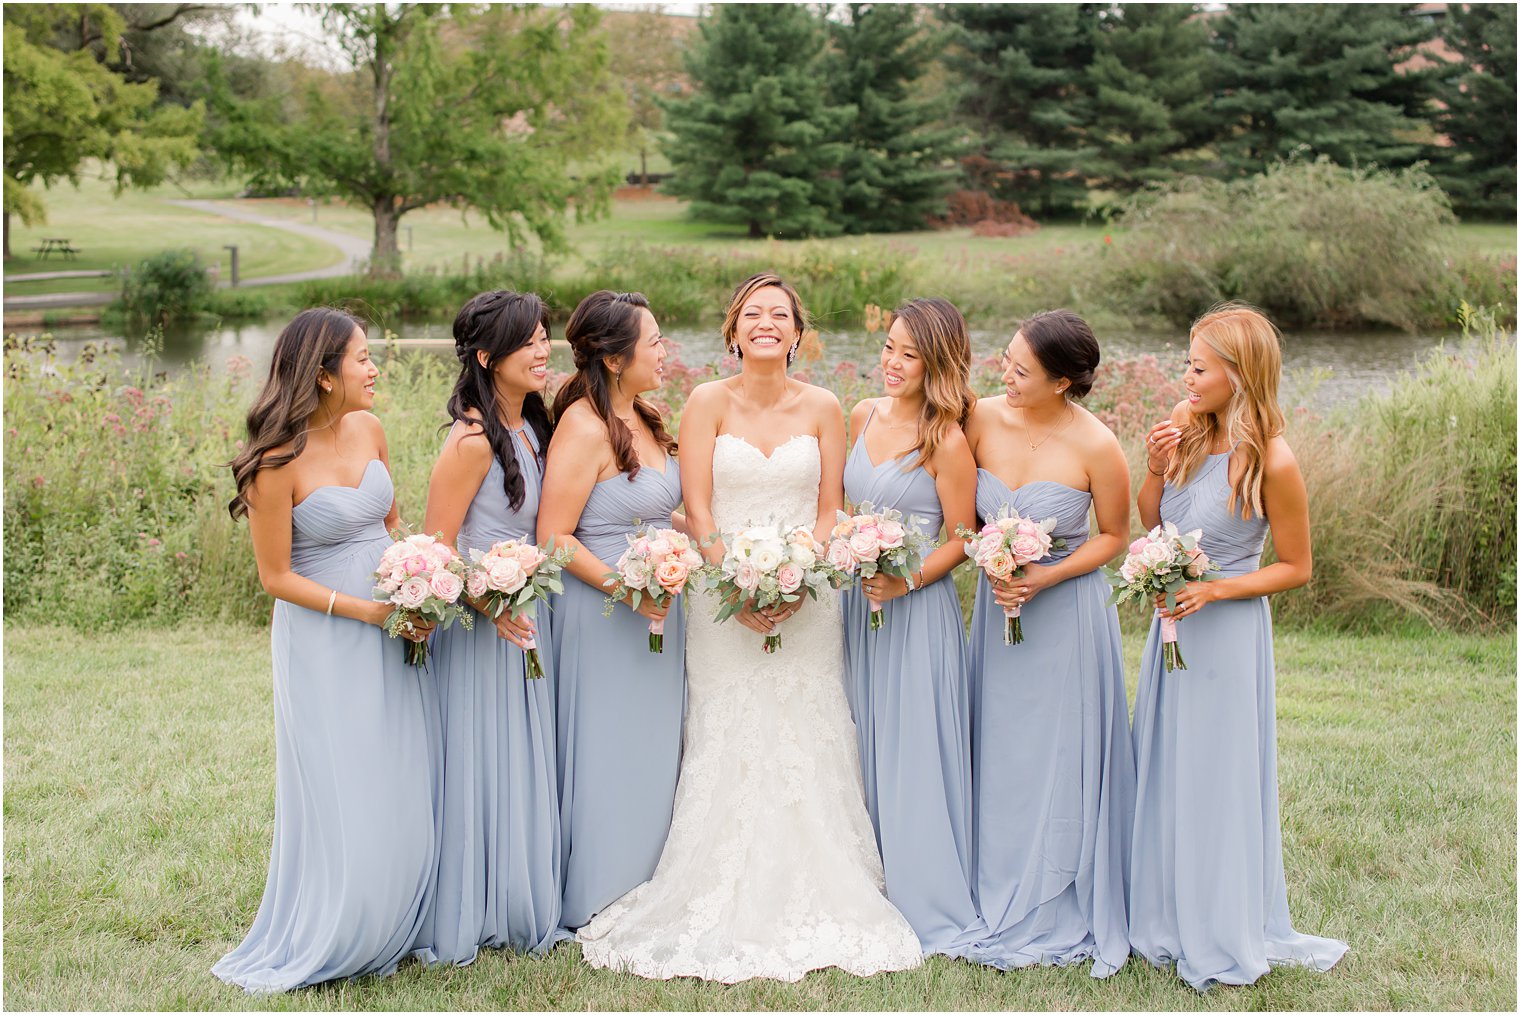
[446,291,554,512]
[228,307,365,519]
[891,297,976,468]
[720,272,810,361]
[1166,302,1286,520]
[553,290,675,479]
[1017,309,1100,399]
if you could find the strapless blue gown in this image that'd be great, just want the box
[968,472,1135,977]
[419,428,561,964]
[839,433,987,958]
[212,459,436,993]
[552,460,686,930]
[1129,451,1348,990]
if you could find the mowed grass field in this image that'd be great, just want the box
[3,624,1513,1011]
[7,172,1513,300]
[5,175,339,295]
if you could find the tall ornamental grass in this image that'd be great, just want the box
[3,322,1513,632]
[1098,157,1469,330]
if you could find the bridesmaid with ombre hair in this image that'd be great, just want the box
[215,308,436,993]
[839,297,990,958]
[962,309,1136,977]
[537,290,686,932]
[1129,303,1347,991]
[417,291,561,964]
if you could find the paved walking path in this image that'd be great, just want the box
[3,199,369,310]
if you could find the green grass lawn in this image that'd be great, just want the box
[5,174,340,294]
[3,624,1513,1010]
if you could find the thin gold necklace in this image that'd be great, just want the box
[1022,405,1074,452]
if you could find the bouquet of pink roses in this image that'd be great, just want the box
[700,523,836,654]
[1102,521,1221,671]
[372,532,473,667]
[824,503,934,632]
[466,537,575,678]
[957,507,1064,646]
[603,526,705,653]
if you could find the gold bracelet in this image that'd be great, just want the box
[326,589,338,616]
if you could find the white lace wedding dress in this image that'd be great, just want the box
[576,433,924,983]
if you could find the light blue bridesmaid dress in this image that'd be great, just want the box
[1129,451,1347,990]
[968,472,1136,978]
[213,459,436,993]
[552,459,686,931]
[838,414,988,958]
[419,426,561,964]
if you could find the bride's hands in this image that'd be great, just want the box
[735,596,804,634]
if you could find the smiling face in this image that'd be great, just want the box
[999,330,1065,409]
[324,325,379,412]
[734,285,800,361]
[483,320,551,399]
[880,317,926,400]
[611,307,666,394]
[1184,336,1238,416]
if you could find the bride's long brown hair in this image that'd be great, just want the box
[228,308,363,519]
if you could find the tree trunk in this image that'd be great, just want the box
[640,148,648,187]
[3,211,10,262]
[372,197,402,277]
[749,219,763,239]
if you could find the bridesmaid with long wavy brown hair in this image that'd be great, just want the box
[214,308,436,993]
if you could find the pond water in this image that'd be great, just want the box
[22,316,1478,409]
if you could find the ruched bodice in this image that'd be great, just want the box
[456,427,542,559]
[844,438,942,536]
[976,471,1092,566]
[1159,453,1268,578]
[289,458,391,578]
[574,461,681,563]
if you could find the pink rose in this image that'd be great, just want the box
[734,561,761,592]
[631,536,651,558]
[1129,537,1151,556]
[826,538,856,573]
[776,562,803,594]
[654,559,689,593]
[848,530,881,562]
[1185,547,1212,578]
[466,569,489,599]
[488,557,527,594]
[1009,533,1044,563]
[649,537,673,560]
[1119,560,1141,583]
[403,554,429,576]
[878,520,906,549]
[790,529,818,553]
[512,542,543,572]
[682,548,704,566]
[430,569,463,603]
[396,576,430,610]
[1139,542,1171,568]
[984,549,1015,580]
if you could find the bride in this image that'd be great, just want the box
[576,274,924,982]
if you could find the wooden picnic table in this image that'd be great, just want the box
[31,238,81,261]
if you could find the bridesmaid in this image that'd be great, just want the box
[417,291,561,964]
[538,290,686,931]
[1129,303,1347,990]
[963,309,1136,977]
[839,297,989,958]
[215,308,436,992]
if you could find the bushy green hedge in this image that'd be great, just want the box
[4,321,1513,632]
[118,248,215,327]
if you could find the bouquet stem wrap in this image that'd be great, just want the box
[869,601,884,631]
[648,616,666,654]
[1002,604,1022,646]
[1158,611,1187,671]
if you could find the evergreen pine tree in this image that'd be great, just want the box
[661,4,851,238]
[1431,3,1516,218]
[1087,4,1224,190]
[825,3,958,233]
[1211,4,1438,175]
[942,4,1103,217]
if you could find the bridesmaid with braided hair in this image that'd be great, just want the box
[416,290,562,964]
[537,290,687,932]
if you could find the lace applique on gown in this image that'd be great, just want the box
[576,434,924,982]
